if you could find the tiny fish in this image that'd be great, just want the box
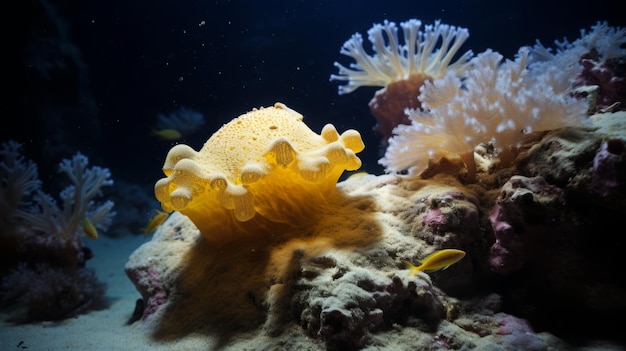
[143,209,169,236]
[83,217,98,239]
[347,171,370,179]
[404,249,465,276]
[152,128,182,140]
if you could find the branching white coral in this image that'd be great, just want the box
[530,21,626,68]
[0,141,115,239]
[330,19,474,94]
[529,21,626,113]
[155,107,205,136]
[0,141,41,220]
[380,48,588,175]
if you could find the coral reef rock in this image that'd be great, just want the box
[126,170,613,350]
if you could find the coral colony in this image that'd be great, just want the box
[0,141,114,321]
[124,19,626,350]
[332,20,624,182]
[382,48,588,180]
[330,19,473,143]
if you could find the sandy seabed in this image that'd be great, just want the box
[0,236,218,351]
[2,226,625,351]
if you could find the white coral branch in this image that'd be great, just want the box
[1,142,115,239]
[0,142,40,207]
[0,141,41,232]
[529,21,626,70]
[381,47,588,175]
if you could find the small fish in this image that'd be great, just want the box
[404,249,466,276]
[83,217,98,239]
[152,128,182,140]
[143,209,170,236]
[347,171,370,179]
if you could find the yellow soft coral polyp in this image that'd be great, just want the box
[154,102,364,241]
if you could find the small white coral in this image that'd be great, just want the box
[0,141,115,239]
[381,48,588,175]
[530,21,626,113]
[330,19,473,94]
[530,21,626,68]
[0,141,41,218]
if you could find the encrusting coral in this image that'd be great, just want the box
[0,141,114,321]
[330,19,473,143]
[154,102,364,241]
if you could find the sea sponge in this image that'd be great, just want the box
[154,102,364,240]
[330,19,473,142]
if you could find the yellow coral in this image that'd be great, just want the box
[154,102,364,241]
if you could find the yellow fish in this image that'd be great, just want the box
[83,217,98,239]
[347,171,370,180]
[152,128,182,140]
[404,249,466,275]
[143,209,170,236]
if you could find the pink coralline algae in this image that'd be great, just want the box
[412,187,481,253]
[488,176,565,274]
[420,191,479,234]
[576,49,626,113]
[125,267,168,321]
[494,314,548,351]
[496,314,534,335]
[591,138,625,202]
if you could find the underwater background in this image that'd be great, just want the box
[7,0,625,182]
[3,0,626,350]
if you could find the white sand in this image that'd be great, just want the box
[0,236,214,351]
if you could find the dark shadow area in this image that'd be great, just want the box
[489,200,626,346]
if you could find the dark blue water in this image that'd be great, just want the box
[7,0,625,183]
